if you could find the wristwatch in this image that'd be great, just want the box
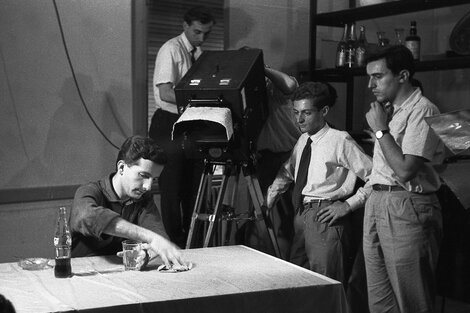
[375,129,389,139]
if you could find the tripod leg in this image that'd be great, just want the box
[245,174,282,259]
[203,167,232,248]
[186,163,211,249]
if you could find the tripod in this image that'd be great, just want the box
[185,158,282,259]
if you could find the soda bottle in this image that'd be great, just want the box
[54,207,72,278]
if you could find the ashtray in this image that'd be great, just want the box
[18,258,53,271]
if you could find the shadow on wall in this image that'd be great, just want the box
[7,73,128,189]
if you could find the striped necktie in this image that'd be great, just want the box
[292,137,312,214]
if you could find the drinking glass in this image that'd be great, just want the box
[122,240,142,271]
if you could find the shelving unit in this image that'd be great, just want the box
[309,0,470,130]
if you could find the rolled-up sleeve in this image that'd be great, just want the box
[70,184,120,239]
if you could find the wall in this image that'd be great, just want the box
[225,0,309,76]
[0,0,147,262]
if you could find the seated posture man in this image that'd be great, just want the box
[71,135,183,269]
[364,45,444,313]
[266,82,372,284]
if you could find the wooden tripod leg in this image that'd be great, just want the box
[245,174,282,259]
[185,162,211,249]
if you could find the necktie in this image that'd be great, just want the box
[292,137,312,214]
[190,48,196,64]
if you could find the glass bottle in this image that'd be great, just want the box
[405,21,421,60]
[355,25,368,67]
[335,23,348,68]
[346,22,357,68]
[377,31,389,48]
[394,28,405,45]
[54,207,72,278]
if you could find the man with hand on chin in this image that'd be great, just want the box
[71,135,184,270]
[363,45,444,313]
[266,82,372,284]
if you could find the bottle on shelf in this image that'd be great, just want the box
[54,206,72,278]
[377,31,389,48]
[335,23,348,68]
[346,22,357,68]
[355,25,368,67]
[405,21,421,60]
[394,28,405,45]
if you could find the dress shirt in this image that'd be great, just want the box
[70,173,168,257]
[267,124,373,211]
[369,88,444,193]
[153,32,201,114]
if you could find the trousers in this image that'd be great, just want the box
[363,190,442,313]
[289,201,352,284]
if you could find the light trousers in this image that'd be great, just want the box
[290,202,352,284]
[363,190,442,313]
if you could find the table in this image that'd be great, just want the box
[0,245,349,313]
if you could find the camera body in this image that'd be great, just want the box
[174,49,268,161]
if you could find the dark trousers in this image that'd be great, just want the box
[149,109,203,247]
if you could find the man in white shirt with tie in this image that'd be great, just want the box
[149,6,215,247]
[266,82,373,284]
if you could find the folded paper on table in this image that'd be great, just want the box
[425,109,470,155]
[172,107,233,141]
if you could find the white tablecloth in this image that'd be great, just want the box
[0,245,349,313]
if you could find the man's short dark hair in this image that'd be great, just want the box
[291,81,337,109]
[116,135,166,167]
[184,6,215,25]
[366,45,415,77]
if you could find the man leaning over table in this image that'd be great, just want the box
[70,135,184,270]
[266,82,373,284]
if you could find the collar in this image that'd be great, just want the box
[180,32,196,54]
[392,87,422,116]
[100,173,138,206]
[307,123,330,144]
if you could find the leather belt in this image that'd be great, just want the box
[372,184,404,192]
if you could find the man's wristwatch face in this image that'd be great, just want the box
[375,129,389,139]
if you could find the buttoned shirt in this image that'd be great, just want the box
[70,174,168,257]
[153,32,201,114]
[369,88,444,193]
[267,124,373,211]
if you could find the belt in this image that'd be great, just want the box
[303,199,333,209]
[372,184,404,192]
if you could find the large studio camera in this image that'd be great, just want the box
[173,49,268,162]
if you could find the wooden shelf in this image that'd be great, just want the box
[311,55,470,81]
[314,0,470,27]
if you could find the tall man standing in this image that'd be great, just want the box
[149,6,215,247]
[364,45,444,313]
